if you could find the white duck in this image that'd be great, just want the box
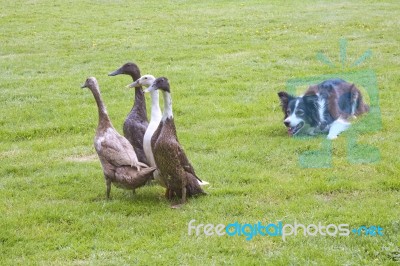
[128,75,162,180]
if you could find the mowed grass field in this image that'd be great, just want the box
[1,0,399,264]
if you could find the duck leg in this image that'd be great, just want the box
[165,188,173,199]
[170,187,186,209]
[106,178,112,199]
[181,186,187,204]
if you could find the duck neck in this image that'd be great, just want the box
[133,87,147,119]
[90,85,112,128]
[162,90,173,121]
[150,90,162,121]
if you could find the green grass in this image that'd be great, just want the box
[1,0,399,264]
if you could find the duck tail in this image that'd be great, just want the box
[186,173,207,197]
[198,180,210,186]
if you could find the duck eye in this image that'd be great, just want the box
[144,77,147,79]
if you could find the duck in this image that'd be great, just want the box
[81,77,156,198]
[108,62,148,164]
[128,75,162,173]
[147,77,206,205]
[128,75,210,189]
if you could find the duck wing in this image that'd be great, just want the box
[176,142,203,183]
[114,166,156,189]
[123,117,149,164]
[160,118,202,182]
[97,129,140,168]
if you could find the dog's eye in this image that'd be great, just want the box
[296,110,304,116]
[286,110,291,115]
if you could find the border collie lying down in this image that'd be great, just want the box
[278,79,369,139]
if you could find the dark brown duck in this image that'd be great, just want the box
[109,62,149,164]
[81,77,155,198]
[149,77,206,204]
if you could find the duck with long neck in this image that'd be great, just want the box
[108,62,149,164]
[86,78,112,132]
[81,77,155,198]
[148,77,206,205]
[128,75,162,171]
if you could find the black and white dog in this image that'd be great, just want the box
[278,79,369,139]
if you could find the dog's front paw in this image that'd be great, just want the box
[327,135,338,140]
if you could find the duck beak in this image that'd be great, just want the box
[126,81,140,88]
[108,68,122,76]
[81,84,86,89]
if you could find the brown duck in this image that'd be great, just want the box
[81,77,155,198]
[149,77,206,204]
[108,62,149,164]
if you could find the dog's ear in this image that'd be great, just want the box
[278,91,294,113]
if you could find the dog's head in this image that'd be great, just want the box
[278,92,319,136]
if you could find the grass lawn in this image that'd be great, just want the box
[1,0,399,264]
